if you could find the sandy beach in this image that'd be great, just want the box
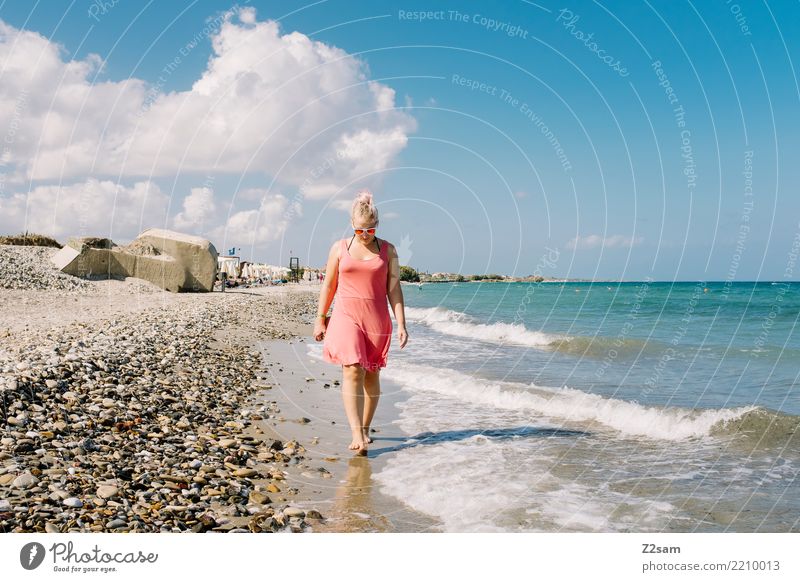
[0,245,438,533]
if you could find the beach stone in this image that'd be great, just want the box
[248,491,271,505]
[97,485,119,499]
[0,474,14,486]
[107,519,127,529]
[283,507,305,518]
[233,468,258,478]
[219,439,237,449]
[45,523,61,533]
[0,499,12,511]
[13,472,38,489]
[63,497,83,508]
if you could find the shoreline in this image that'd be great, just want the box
[250,337,441,532]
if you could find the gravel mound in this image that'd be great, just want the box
[0,246,92,292]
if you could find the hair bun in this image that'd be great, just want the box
[356,188,373,204]
[351,188,379,223]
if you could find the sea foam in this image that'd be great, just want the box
[382,362,758,441]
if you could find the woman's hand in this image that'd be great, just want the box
[398,326,408,349]
[313,319,327,342]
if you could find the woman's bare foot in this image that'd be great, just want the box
[349,430,368,455]
[362,427,374,444]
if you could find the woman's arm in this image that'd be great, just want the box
[386,243,408,347]
[313,242,340,342]
[317,241,340,316]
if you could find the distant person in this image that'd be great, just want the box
[314,189,409,455]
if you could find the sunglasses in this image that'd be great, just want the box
[353,225,377,235]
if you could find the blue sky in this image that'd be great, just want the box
[1,0,798,280]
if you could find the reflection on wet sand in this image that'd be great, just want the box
[313,456,393,532]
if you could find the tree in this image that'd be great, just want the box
[400,265,420,282]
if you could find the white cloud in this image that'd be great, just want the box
[173,187,216,232]
[0,7,416,197]
[567,234,644,250]
[238,6,257,24]
[0,178,168,242]
[329,198,353,212]
[213,190,301,246]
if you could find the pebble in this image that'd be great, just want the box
[13,472,38,489]
[249,491,271,505]
[63,498,83,508]
[96,485,119,499]
[283,507,305,518]
[233,468,258,478]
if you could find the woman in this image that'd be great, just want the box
[314,189,408,455]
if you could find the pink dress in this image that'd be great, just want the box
[323,237,392,371]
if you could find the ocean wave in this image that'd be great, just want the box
[381,362,762,441]
[406,307,800,361]
[710,408,800,451]
[405,306,561,347]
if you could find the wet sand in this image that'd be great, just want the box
[250,337,442,532]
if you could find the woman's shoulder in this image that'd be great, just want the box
[378,238,396,255]
[328,238,344,258]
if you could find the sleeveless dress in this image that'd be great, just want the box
[322,237,392,371]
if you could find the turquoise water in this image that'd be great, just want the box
[402,281,800,415]
[364,281,800,532]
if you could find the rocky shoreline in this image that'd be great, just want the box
[1,247,326,533]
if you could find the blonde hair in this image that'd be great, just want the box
[351,188,379,224]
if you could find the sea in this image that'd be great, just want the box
[312,281,800,532]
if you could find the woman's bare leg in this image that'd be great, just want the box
[362,369,381,443]
[342,364,367,454]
